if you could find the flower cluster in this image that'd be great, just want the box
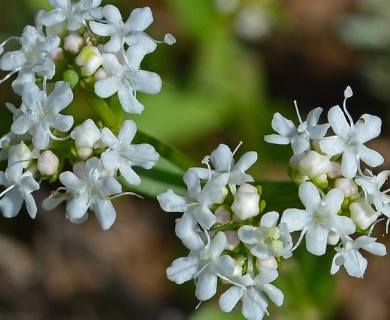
[265,86,387,277]
[158,144,291,320]
[0,0,174,229]
[158,87,389,320]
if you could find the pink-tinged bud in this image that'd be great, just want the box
[64,33,84,54]
[37,150,59,176]
[335,178,358,198]
[224,231,240,250]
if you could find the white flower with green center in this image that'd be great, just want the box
[11,81,74,150]
[44,158,122,230]
[219,268,284,320]
[94,49,161,114]
[319,87,383,179]
[264,105,330,155]
[40,0,103,32]
[89,5,153,53]
[100,119,159,185]
[331,235,386,278]
[158,170,229,231]
[0,25,60,93]
[166,232,235,302]
[191,143,258,194]
[281,182,356,256]
[355,169,390,216]
[0,167,39,219]
[238,211,293,259]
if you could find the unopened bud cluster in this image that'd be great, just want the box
[0,0,174,229]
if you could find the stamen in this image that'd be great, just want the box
[0,184,16,198]
[294,100,303,124]
[342,86,354,128]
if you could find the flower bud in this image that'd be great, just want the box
[76,45,103,76]
[231,184,260,220]
[299,151,331,179]
[71,119,101,148]
[335,178,358,198]
[64,33,84,54]
[350,200,377,230]
[224,231,240,250]
[37,150,59,176]
[327,231,340,245]
[215,205,231,224]
[63,69,79,89]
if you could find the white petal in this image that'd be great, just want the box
[281,209,310,232]
[219,286,244,313]
[157,189,188,212]
[94,198,116,230]
[237,225,258,244]
[319,136,345,157]
[94,77,120,98]
[166,256,199,284]
[133,70,162,94]
[101,150,120,171]
[195,271,218,301]
[119,161,141,185]
[327,105,350,138]
[260,211,279,227]
[124,7,153,31]
[358,145,384,168]
[118,86,144,114]
[263,284,284,306]
[299,182,321,212]
[271,113,297,137]
[306,225,328,256]
[354,114,382,143]
[341,148,358,179]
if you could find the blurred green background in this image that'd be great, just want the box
[1,1,390,319]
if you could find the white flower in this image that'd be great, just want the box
[167,232,235,302]
[355,169,390,216]
[158,170,229,231]
[89,5,153,53]
[319,87,383,179]
[40,0,102,32]
[264,106,330,154]
[0,167,39,219]
[281,182,356,256]
[238,211,293,259]
[219,268,284,320]
[0,25,60,93]
[331,235,386,278]
[11,81,74,150]
[94,51,161,114]
[191,143,258,193]
[100,120,159,185]
[43,157,122,230]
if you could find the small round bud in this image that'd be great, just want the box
[77,147,93,160]
[37,150,59,176]
[71,119,101,148]
[64,33,84,54]
[63,69,79,89]
[335,178,358,198]
[224,231,240,250]
[231,184,260,220]
[299,151,331,179]
[215,205,231,224]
